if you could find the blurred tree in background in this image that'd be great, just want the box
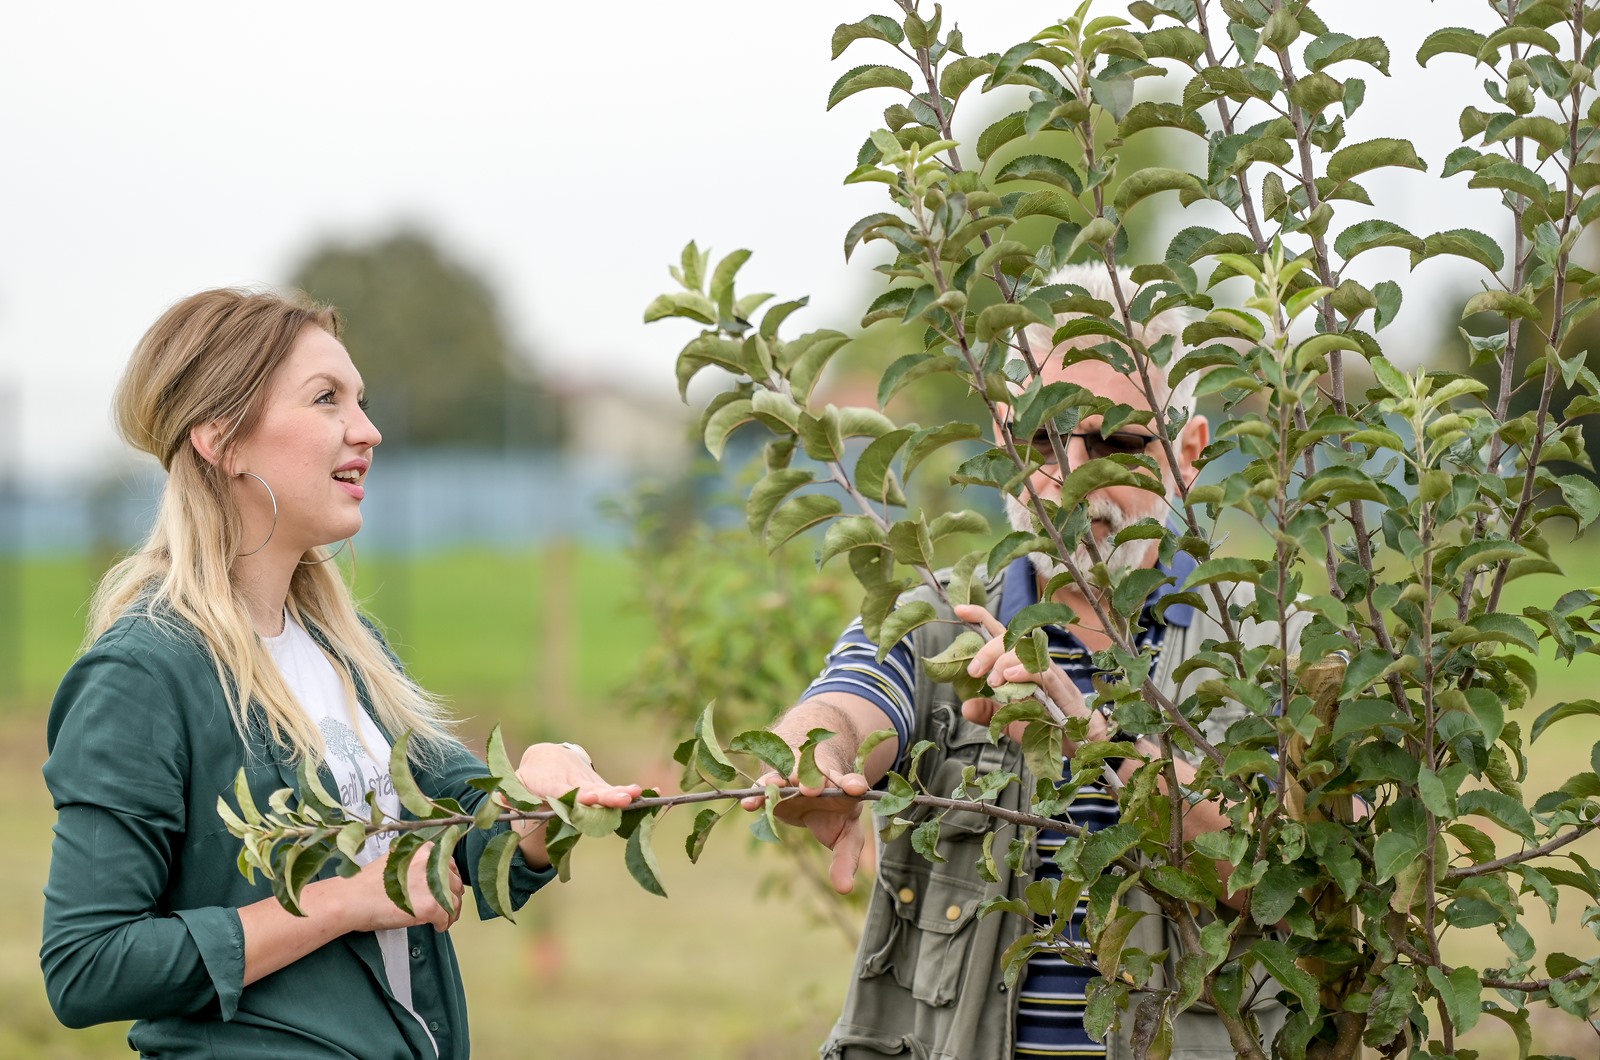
[290,229,565,449]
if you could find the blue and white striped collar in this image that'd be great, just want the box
[995,550,1197,629]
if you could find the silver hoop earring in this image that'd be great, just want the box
[236,471,278,557]
[299,540,348,565]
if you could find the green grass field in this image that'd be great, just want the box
[4,541,1599,1057]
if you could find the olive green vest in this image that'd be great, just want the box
[822,567,1304,1060]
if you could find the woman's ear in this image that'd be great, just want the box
[189,421,228,470]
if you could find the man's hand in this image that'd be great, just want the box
[741,741,872,895]
[953,603,1105,748]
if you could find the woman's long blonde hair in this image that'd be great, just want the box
[89,288,454,762]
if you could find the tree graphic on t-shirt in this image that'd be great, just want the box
[319,718,370,809]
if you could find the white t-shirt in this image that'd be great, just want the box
[262,614,435,1054]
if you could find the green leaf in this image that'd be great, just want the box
[1186,556,1261,588]
[703,398,756,460]
[1326,138,1427,183]
[1456,789,1536,840]
[878,352,957,407]
[729,730,797,778]
[1078,824,1142,881]
[856,427,914,505]
[644,291,718,326]
[1259,6,1300,50]
[1363,281,1401,333]
[1113,168,1207,215]
[941,56,994,101]
[878,601,939,659]
[624,809,668,897]
[911,817,947,863]
[1333,219,1424,259]
[904,422,984,482]
[674,334,746,398]
[759,297,809,340]
[1055,459,1165,510]
[1340,647,1395,697]
[1251,939,1322,1019]
[1139,25,1207,63]
[1305,34,1389,75]
[556,788,623,839]
[1479,24,1562,60]
[1452,613,1539,654]
[1112,567,1172,617]
[1530,699,1600,742]
[819,516,887,566]
[856,729,899,774]
[747,469,815,538]
[994,154,1083,194]
[389,733,437,818]
[797,727,836,789]
[1365,966,1418,1046]
[426,825,466,913]
[977,111,1029,161]
[930,509,989,541]
[685,806,723,863]
[1462,290,1541,320]
[1250,863,1307,926]
[1118,101,1207,139]
[976,302,1052,342]
[887,518,935,568]
[478,829,522,922]
[384,833,425,916]
[788,332,852,405]
[1411,229,1505,272]
[1493,116,1568,152]
[831,15,905,59]
[708,249,751,315]
[1417,27,1487,66]
[827,64,914,111]
[1427,965,1482,1035]
[485,726,541,808]
[1468,160,1549,203]
[1556,474,1600,528]
[1288,71,1345,114]
[766,491,842,551]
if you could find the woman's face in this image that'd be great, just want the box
[230,326,380,557]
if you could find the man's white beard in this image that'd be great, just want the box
[1003,492,1158,590]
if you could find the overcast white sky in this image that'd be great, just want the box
[0,2,1498,482]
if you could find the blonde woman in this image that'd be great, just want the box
[40,289,637,1058]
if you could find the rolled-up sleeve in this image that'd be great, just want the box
[41,645,243,1027]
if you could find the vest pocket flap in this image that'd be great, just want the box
[913,872,985,935]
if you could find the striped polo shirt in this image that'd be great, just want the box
[803,555,1194,1058]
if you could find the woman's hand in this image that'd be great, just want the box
[511,742,642,868]
[327,842,465,934]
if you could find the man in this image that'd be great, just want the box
[744,265,1303,1060]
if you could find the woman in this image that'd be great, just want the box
[40,288,638,1058]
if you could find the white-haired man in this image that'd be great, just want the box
[746,265,1302,1060]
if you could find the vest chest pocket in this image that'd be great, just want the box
[872,857,987,1007]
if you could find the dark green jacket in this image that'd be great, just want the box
[41,611,555,1059]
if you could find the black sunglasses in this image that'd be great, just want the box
[1021,429,1159,467]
